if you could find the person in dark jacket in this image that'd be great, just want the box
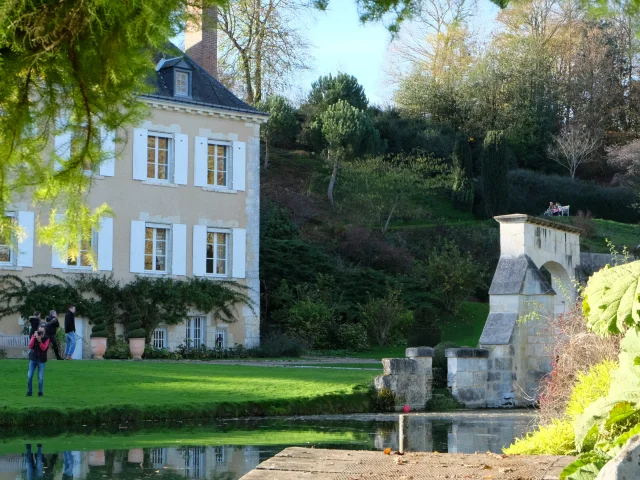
[64,305,76,360]
[27,324,50,397]
[45,310,62,360]
[28,311,42,336]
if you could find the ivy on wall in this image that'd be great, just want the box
[0,274,253,343]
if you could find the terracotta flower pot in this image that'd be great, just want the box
[90,337,107,360]
[88,450,105,466]
[128,338,145,360]
[127,448,144,464]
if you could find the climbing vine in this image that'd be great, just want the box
[0,274,253,343]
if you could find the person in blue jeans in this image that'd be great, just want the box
[64,305,76,360]
[25,444,43,480]
[63,451,75,478]
[27,325,50,397]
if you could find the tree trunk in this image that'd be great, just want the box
[264,137,269,169]
[383,196,399,234]
[327,152,338,207]
[254,40,263,104]
[240,52,254,104]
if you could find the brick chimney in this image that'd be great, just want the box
[185,4,218,78]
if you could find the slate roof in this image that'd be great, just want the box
[488,254,555,296]
[479,313,518,345]
[143,44,266,117]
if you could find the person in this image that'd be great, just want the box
[27,324,50,397]
[552,203,560,216]
[45,310,62,360]
[25,444,43,480]
[64,305,76,360]
[544,202,554,216]
[28,311,42,337]
[555,202,562,216]
[62,451,75,479]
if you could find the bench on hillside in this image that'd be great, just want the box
[542,205,570,217]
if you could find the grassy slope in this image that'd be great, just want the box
[440,302,489,347]
[0,361,375,427]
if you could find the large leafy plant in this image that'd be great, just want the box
[561,260,640,479]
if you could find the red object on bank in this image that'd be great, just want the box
[403,404,411,413]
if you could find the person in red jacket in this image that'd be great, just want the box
[27,324,50,397]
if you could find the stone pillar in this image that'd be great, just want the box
[374,347,433,411]
[446,348,489,408]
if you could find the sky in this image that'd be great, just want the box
[296,0,501,106]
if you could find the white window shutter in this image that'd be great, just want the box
[97,217,114,271]
[232,141,246,191]
[174,134,188,185]
[54,115,72,171]
[51,214,67,269]
[192,225,207,277]
[99,127,116,177]
[132,128,148,180]
[194,136,208,187]
[172,224,187,276]
[16,211,34,267]
[232,228,246,279]
[130,220,146,273]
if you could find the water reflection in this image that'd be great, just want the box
[0,415,536,480]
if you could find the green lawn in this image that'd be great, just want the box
[0,360,375,428]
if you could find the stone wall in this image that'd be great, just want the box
[446,348,489,408]
[374,347,433,411]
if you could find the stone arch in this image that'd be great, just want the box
[539,260,574,315]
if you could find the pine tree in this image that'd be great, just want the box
[481,131,510,218]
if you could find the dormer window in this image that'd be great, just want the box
[175,70,190,97]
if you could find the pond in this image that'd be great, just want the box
[0,412,537,480]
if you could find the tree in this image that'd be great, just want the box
[361,288,413,347]
[547,125,599,181]
[607,139,640,188]
[256,96,298,168]
[451,135,474,209]
[481,130,510,217]
[217,0,311,104]
[319,100,380,206]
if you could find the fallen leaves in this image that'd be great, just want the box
[383,448,391,455]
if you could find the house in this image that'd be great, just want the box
[0,37,267,358]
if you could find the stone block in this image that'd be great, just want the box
[454,372,474,388]
[413,357,433,372]
[473,372,487,387]
[527,357,539,370]
[406,347,433,358]
[495,358,513,370]
[502,371,514,382]
[383,358,417,375]
[374,374,397,392]
[487,372,501,382]
[445,348,489,358]
[595,434,640,480]
[527,335,538,344]
[454,388,486,408]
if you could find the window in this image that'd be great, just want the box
[186,316,205,349]
[214,447,224,464]
[71,125,93,171]
[67,231,93,268]
[0,214,15,265]
[215,329,225,349]
[147,134,172,181]
[207,144,228,187]
[183,447,205,478]
[152,328,167,349]
[205,230,228,276]
[175,70,190,97]
[144,225,169,273]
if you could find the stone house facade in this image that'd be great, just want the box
[0,45,267,358]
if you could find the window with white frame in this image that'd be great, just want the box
[146,134,172,181]
[175,70,190,97]
[205,230,228,276]
[0,214,15,265]
[186,316,205,349]
[214,447,224,463]
[144,225,170,273]
[207,143,229,187]
[183,447,205,478]
[67,232,94,268]
[215,329,225,349]
[152,328,167,349]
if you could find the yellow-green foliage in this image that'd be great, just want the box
[566,361,616,421]
[504,419,576,455]
[504,361,615,455]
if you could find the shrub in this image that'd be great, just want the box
[104,339,131,360]
[361,288,413,347]
[507,169,639,223]
[0,349,6,359]
[372,387,396,413]
[337,323,369,352]
[285,298,335,350]
[255,334,306,358]
[481,130,510,217]
[432,341,459,388]
[571,210,597,238]
[425,388,462,411]
[90,315,108,338]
